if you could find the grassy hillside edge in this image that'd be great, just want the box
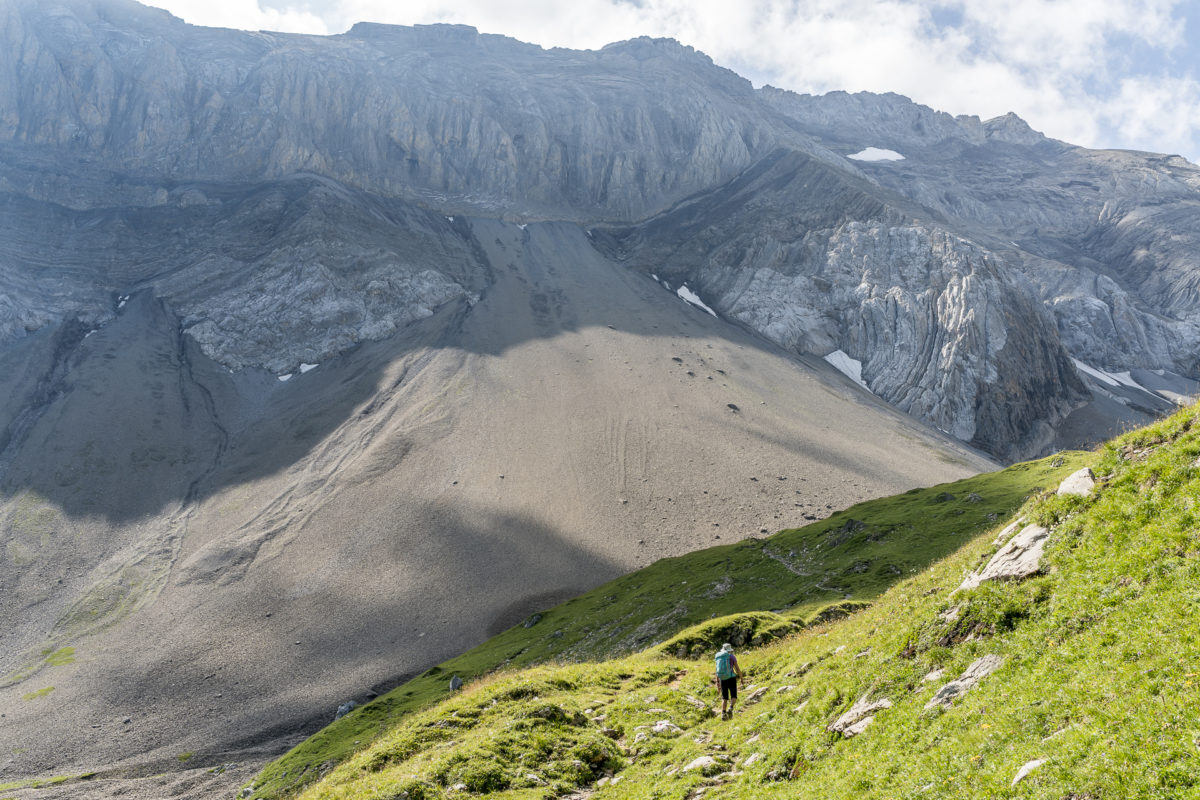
[248,451,1091,799]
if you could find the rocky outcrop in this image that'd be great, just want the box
[925,654,1004,709]
[1056,468,1096,497]
[958,525,1050,591]
[828,694,892,737]
[602,150,1087,460]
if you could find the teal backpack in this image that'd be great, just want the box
[715,650,735,680]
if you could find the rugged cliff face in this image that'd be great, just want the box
[3,0,1195,463]
[0,0,776,220]
[762,86,1200,389]
[593,148,1089,460]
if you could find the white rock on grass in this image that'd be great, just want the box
[958,525,1049,591]
[652,720,682,734]
[683,756,719,774]
[925,654,1004,709]
[992,517,1024,545]
[828,694,893,737]
[743,752,764,766]
[1012,758,1047,785]
[742,687,769,706]
[1056,467,1095,497]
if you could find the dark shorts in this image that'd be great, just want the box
[720,676,738,700]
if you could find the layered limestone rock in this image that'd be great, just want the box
[2,0,1198,458]
[763,86,1200,384]
[0,0,776,220]
[602,149,1087,461]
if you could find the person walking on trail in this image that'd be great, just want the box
[714,642,743,720]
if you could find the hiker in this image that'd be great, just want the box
[713,642,743,719]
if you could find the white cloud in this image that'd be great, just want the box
[151,0,330,33]
[143,0,1200,161]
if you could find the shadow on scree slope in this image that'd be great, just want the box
[0,165,991,526]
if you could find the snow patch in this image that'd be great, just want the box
[824,350,869,389]
[446,216,454,222]
[847,147,904,162]
[299,363,318,373]
[518,223,527,230]
[1072,359,1154,396]
[676,285,717,317]
[278,374,293,382]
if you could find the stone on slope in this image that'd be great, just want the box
[742,686,769,706]
[828,694,893,737]
[1012,758,1048,785]
[925,655,1003,709]
[683,756,721,775]
[958,525,1050,591]
[1056,467,1095,497]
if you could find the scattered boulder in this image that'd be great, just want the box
[449,675,463,691]
[828,694,892,738]
[922,668,945,683]
[683,756,721,775]
[1056,467,1095,497]
[925,654,1003,709]
[958,525,1049,591]
[652,719,682,734]
[742,687,769,706]
[334,701,357,720]
[1012,758,1047,785]
[522,613,542,628]
[743,752,764,766]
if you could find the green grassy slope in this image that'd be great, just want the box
[276,403,1200,799]
[248,452,1091,799]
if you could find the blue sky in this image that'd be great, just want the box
[145,0,1200,163]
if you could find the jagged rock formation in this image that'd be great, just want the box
[2,0,1198,460]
